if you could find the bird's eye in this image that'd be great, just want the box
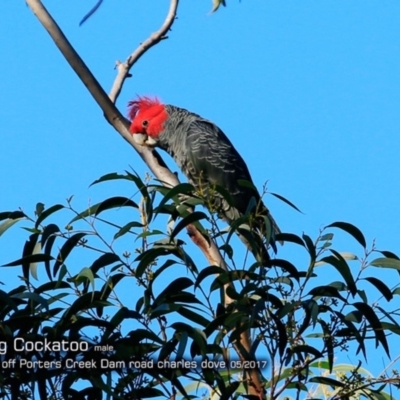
[142,120,148,127]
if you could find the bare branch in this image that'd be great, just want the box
[109,0,179,103]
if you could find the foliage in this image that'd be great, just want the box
[1,172,400,399]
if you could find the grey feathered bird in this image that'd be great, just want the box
[128,96,280,260]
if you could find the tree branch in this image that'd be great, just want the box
[24,0,229,282]
[109,0,179,103]
[25,1,264,397]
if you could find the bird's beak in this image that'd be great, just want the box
[132,133,148,146]
[132,133,158,147]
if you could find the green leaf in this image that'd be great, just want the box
[269,312,287,357]
[157,183,195,211]
[309,376,345,388]
[29,241,42,280]
[0,211,25,221]
[298,300,319,335]
[89,253,121,275]
[155,277,194,305]
[334,311,366,357]
[177,307,210,327]
[90,172,134,186]
[291,344,323,359]
[3,253,54,267]
[35,204,64,228]
[94,196,139,216]
[35,202,45,217]
[376,250,399,260]
[0,217,25,237]
[319,320,334,372]
[195,265,226,288]
[319,250,356,296]
[11,292,49,312]
[100,273,125,302]
[274,232,305,247]
[315,252,358,266]
[170,211,208,239]
[135,247,174,278]
[75,267,95,292]
[102,307,142,340]
[210,270,260,292]
[176,330,188,361]
[363,277,393,301]
[270,192,303,213]
[370,257,400,271]
[53,233,87,277]
[62,292,111,323]
[320,233,334,241]
[42,224,60,281]
[114,221,143,239]
[21,233,39,282]
[69,197,138,223]
[303,233,316,260]
[308,285,346,300]
[380,322,400,335]
[325,221,366,248]
[352,302,389,356]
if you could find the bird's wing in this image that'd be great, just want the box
[185,118,282,241]
[186,119,260,214]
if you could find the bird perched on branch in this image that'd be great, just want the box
[128,96,280,262]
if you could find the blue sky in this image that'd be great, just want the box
[1,0,400,395]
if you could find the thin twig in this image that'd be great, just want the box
[109,0,179,103]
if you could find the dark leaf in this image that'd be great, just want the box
[325,221,366,248]
[53,233,87,277]
[94,196,138,216]
[114,221,143,240]
[375,250,399,260]
[309,376,345,388]
[266,258,300,281]
[320,251,356,296]
[89,253,121,275]
[195,265,226,288]
[177,307,210,327]
[155,277,194,304]
[303,233,316,260]
[308,285,346,301]
[291,345,323,359]
[269,312,287,357]
[274,232,305,247]
[35,204,64,228]
[270,192,303,213]
[3,253,54,267]
[135,247,176,278]
[352,302,389,356]
[90,172,132,186]
[363,277,393,301]
[319,320,334,372]
[103,307,142,340]
[42,223,60,280]
[69,197,138,223]
[170,211,208,239]
[157,183,195,211]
